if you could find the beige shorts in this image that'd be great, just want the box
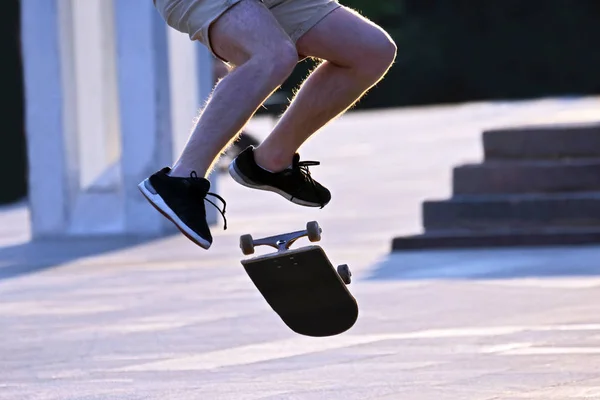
[153,0,341,60]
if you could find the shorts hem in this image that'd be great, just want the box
[288,1,341,43]
[190,0,245,62]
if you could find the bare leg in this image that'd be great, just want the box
[169,0,298,178]
[253,7,397,171]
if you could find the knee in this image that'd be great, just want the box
[254,42,298,84]
[379,35,398,70]
[273,42,299,79]
[355,31,397,82]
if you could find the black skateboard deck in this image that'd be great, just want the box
[239,222,359,337]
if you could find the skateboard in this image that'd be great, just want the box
[238,221,359,337]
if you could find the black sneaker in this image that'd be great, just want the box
[228,146,331,208]
[137,168,227,249]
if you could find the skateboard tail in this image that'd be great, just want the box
[278,306,359,337]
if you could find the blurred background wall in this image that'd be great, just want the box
[4,0,600,205]
[0,0,27,205]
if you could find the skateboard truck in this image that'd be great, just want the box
[240,221,322,254]
[239,221,352,285]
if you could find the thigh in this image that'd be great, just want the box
[208,0,295,65]
[294,6,395,66]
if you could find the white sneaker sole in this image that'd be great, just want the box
[137,179,212,249]
[228,161,322,207]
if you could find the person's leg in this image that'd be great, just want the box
[228,2,395,208]
[169,0,298,178]
[140,0,298,249]
[254,5,397,171]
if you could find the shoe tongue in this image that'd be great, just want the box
[292,153,300,167]
[190,176,210,192]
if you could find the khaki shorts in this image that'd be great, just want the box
[153,0,341,61]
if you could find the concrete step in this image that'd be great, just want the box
[392,228,600,251]
[453,159,600,195]
[423,192,600,231]
[483,122,600,160]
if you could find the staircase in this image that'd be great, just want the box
[392,122,600,250]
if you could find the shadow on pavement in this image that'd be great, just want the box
[0,198,183,282]
[0,234,175,282]
[366,245,600,281]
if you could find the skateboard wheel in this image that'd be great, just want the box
[240,234,255,255]
[306,221,321,242]
[337,264,351,285]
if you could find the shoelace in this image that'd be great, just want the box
[189,172,228,230]
[293,160,326,209]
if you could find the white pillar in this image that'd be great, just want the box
[21,0,79,238]
[20,0,219,238]
[71,0,121,190]
[68,0,125,235]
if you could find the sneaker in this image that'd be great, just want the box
[228,146,331,208]
[138,167,227,249]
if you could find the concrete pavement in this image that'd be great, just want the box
[2,97,600,399]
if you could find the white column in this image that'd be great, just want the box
[20,0,221,239]
[67,0,124,235]
[20,0,79,238]
[71,0,121,191]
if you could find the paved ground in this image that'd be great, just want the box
[2,97,600,399]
